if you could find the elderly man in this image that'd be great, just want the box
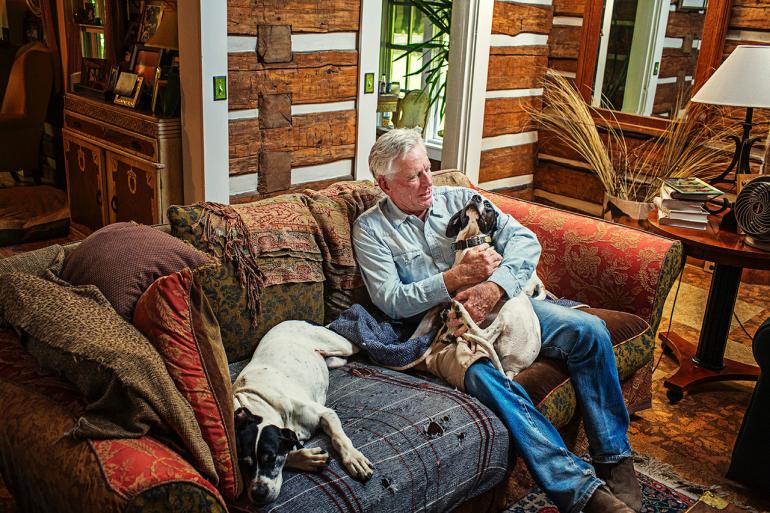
[352,129,642,513]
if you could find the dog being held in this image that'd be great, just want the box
[233,321,374,504]
[415,194,542,379]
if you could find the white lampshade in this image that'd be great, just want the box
[691,45,770,108]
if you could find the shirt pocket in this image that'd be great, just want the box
[393,249,430,284]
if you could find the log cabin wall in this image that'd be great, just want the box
[226,1,360,202]
[478,1,552,191]
[535,0,770,215]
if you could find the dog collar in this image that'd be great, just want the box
[452,234,493,251]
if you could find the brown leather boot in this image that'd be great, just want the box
[594,458,643,512]
[583,485,635,513]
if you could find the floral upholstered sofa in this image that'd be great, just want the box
[0,171,683,513]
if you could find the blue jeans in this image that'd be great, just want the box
[464,299,631,513]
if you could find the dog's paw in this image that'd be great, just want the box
[286,447,329,472]
[341,448,374,481]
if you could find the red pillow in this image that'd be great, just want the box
[133,268,241,500]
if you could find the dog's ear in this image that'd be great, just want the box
[446,210,467,238]
[235,407,262,429]
[280,428,302,450]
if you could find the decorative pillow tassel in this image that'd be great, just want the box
[192,202,266,326]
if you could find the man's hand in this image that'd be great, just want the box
[446,281,505,335]
[443,244,502,293]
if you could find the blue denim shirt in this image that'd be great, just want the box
[352,186,542,319]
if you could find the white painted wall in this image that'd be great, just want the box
[178,0,230,204]
[355,0,382,181]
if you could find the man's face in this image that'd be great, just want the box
[377,144,433,217]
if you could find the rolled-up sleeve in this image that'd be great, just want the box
[353,222,451,319]
[487,207,542,300]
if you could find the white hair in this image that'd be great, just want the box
[368,128,425,179]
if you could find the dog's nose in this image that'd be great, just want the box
[248,483,271,503]
[471,194,482,204]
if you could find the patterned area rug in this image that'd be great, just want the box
[504,454,700,513]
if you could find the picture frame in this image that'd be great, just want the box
[151,68,163,113]
[106,64,120,92]
[113,73,143,108]
[137,3,163,43]
[80,57,110,90]
[130,44,164,92]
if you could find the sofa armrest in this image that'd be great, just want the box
[0,330,227,513]
[482,191,684,332]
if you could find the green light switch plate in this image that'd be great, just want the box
[364,73,375,94]
[213,76,227,101]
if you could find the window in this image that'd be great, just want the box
[379,0,449,145]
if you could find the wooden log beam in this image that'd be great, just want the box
[228,0,360,35]
[487,46,548,90]
[492,2,552,36]
[229,51,358,109]
[730,0,770,31]
[483,96,540,138]
[666,11,705,38]
[229,110,357,175]
[549,26,582,60]
[534,161,605,204]
[479,144,536,183]
[552,0,585,16]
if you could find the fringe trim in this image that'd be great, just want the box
[191,202,266,327]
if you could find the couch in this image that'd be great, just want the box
[0,171,684,513]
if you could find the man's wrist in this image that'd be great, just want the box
[484,281,505,302]
[443,267,466,293]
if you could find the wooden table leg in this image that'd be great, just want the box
[661,263,759,404]
[659,332,759,403]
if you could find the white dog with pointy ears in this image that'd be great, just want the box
[233,320,374,505]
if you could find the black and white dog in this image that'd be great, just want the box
[418,194,542,379]
[233,321,374,504]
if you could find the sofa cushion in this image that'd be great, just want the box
[515,307,650,428]
[0,329,227,513]
[228,361,509,513]
[134,268,241,500]
[0,272,217,482]
[192,262,325,362]
[60,222,213,321]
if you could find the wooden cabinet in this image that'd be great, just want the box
[63,93,182,233]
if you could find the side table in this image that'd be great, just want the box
[647,211,770,403]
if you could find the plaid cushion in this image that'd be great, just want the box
[229,361,509,513]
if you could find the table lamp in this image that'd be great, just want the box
[691,45,770,185]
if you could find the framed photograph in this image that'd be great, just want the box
[130,44,164,92]
[81,57,110,90]
[114,73,143,108]
[106,64,120,91]
[137,3,163,43]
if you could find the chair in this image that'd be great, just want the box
[394,89,430,131]
[727,317,770,490]
[0,42,54,184]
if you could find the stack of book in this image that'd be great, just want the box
[653,178,723,230]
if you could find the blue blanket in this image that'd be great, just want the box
[329,296,586,370]
[327,304,438,369]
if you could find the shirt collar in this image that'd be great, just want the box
[382,196,432,228]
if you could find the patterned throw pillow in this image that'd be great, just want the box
[192,262,325,362]
[133,268,241,500]
[61,222,213,321]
